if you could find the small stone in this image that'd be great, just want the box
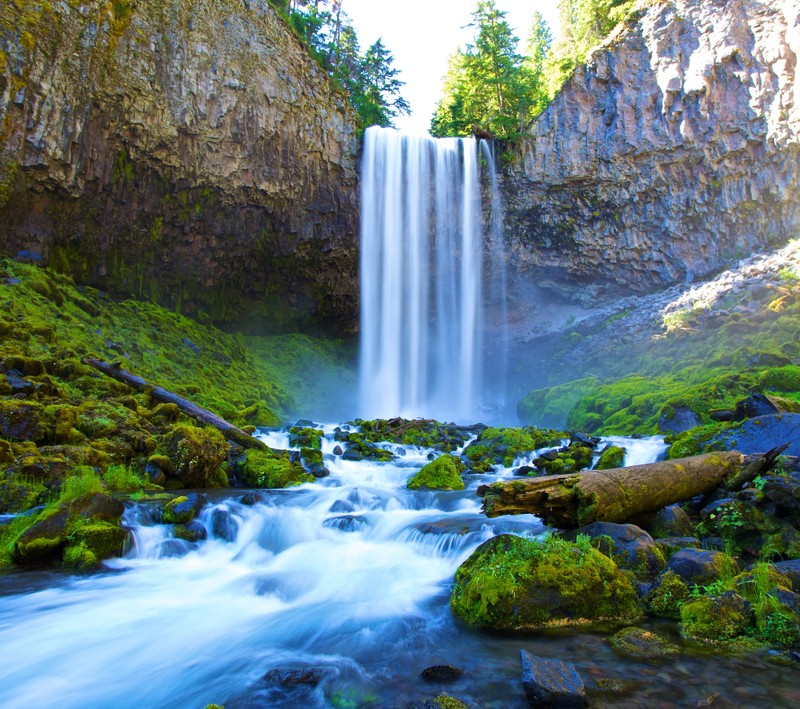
[421,664,463,682]
[263,667,325,687]
[519,650,587,708]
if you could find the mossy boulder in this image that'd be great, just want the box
[163,424,228,488]
[0,473,47,513]
[162,495,201,525]
[680,591,754,642]
[462,427,566,472]
[10,492,125,567]
[533,442,595,475]
[450,534,641,631]
[594,445,626,470]
[647,505,695,539]
[300,447,329,477]
[239,449,313,488]
[609,627,679,659]
[289,426,323,449]
[407,455,465,491]
[645,570,692,618]
[565,522,666,581]
[661,548,738,587]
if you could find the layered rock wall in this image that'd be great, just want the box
[504,0,800,302]
[0,0,359,332]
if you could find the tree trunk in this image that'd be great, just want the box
[478,451,744,528]
[82,357,268,452]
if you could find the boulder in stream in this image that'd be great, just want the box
[519,650,587,708]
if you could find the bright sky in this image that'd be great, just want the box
[342,1,561,134]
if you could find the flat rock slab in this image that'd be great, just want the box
[519,650,587,708]
[710,414,800,456]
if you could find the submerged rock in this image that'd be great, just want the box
[262,667,326,687]
[519,650,587,709]
[609,627,679,659]
[420,665,463,683]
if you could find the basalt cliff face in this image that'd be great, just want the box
[0,0,358,333]
[504,0,800,303]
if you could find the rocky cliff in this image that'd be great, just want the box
[0,0,358,333]
[504,0,800,303]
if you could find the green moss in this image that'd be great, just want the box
[646,571,691,618]
[680,592,753,642]
[407,455,465,491]
[162,424,228,488]
[463,427,566,470]
[450,534,641,631]
[609,626,679,658]
[239,449,313,488]
[595,445,625,470]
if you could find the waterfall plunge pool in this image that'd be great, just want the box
[0,430,797,708]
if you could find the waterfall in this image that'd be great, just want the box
[359,127,506,423]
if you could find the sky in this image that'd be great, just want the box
[341,1,562,134]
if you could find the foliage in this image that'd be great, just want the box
[544,0,635,96]
[431,1,551,139]
[103,463,152,492]
[238,449,313,489]
[286,1,409,131]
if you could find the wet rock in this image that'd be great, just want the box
[144,460,167,486]
[240,492,268,505]
[733,394,794,421]
[563,522,665,581]
[760,472,800,514]
[322,515,366,533]
[328,499,355,514]
[708,414,800,457]
[710,409,735,422]
[519,649,587,708]
[654,537,701,557]
[681,591,754,641]
[663,548,737,586]
[162,494,207,525]
[609,627,679,659]
[422,695,468,709]
[647,505,694,538]
[342,449,363,461]
[514,464,536,476]
[774,560,800,592]
[659,406,703,434]
[263,667,325,687]
[211,508,238,542]
[332,445,343,456]
[174,519,207,542]
[594,445,625,470]
[420,665,463,682]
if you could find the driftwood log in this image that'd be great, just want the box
[478,451,744,528]
[82,356,268,451]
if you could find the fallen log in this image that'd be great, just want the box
[82,356,268,452]
[478,451,743,528]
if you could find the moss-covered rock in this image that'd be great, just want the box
[462,427,566,472]
[289,426,323,449]
[238,449,313,488]
[645,570,692,618]
[566,522,666,581]
[407,455,465,491]
[162,495,197,525]
[609,627,679,658]
[533,442,594,475]
[450,534,641,631]
[595,445,626,470]
[162,424,228,488]
[8,490,125,567]
[680,591,754,642]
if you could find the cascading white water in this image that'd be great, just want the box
[360,127,504,423]
[7,433,768,709]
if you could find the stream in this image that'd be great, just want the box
[0,429,798,708]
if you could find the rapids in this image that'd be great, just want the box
[1,431,797,708]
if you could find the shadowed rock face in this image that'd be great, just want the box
[504,0,800,304]
[0,0,358,334]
